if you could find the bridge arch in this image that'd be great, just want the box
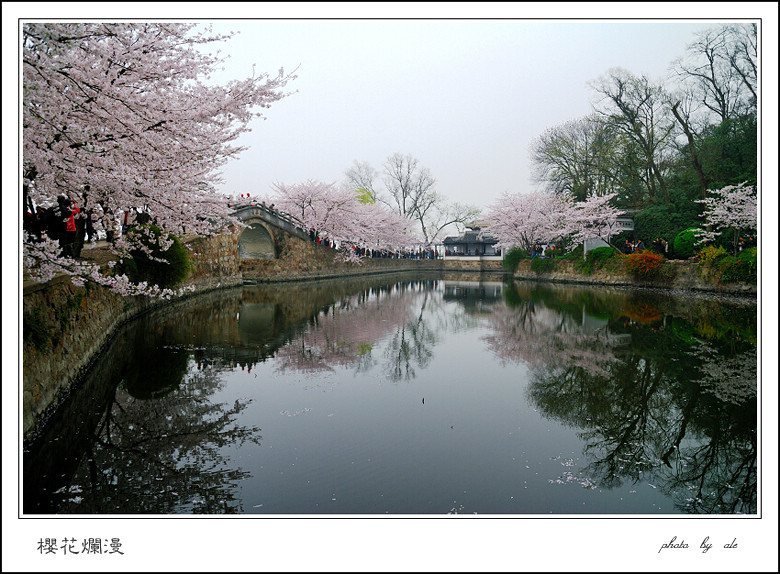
[232,203,309,261]
[237,219,276,260]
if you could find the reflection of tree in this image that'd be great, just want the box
[485,286,757,514]
[694,343,757,405]
[272,280,459,383]
[661,344,757,514]
[484,299,622,377]
[273,283,418,375]
[121,346,190,399]
[383,286,438,381]
[59,361,261,514]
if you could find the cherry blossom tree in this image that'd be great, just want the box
[694,182,757,253]
[23,23,296,295]
[270,180,355,240]
[482,191,570,252]
[270,179,419,255]
[565,192,624,247]
[484,190,623,253]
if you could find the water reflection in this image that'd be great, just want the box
[23,274,757,514]
[491,282,757,514]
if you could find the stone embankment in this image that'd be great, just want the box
[22,233,242,439]
[511,258,757,297]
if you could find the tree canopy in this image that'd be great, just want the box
[345,153,480,247]
[23,23,296,295]
[529,23,757,250]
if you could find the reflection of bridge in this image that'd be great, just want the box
[232,202,309,260]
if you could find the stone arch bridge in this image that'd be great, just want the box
[232,202,309,260]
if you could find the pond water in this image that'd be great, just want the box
[23,273,758,515]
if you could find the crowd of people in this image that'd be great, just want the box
[24,196,154,259]
[24,195,92,258]
[623,239,647,253]
[307,228,440,260]
[651,237,669,254]
[623,237,671,254]
[526,242,565,258]
[737,236,757,252]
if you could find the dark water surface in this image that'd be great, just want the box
[23,273,758,515]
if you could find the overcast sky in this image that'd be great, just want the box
[205,18,731,210]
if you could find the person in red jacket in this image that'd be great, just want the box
[63,199,80,257]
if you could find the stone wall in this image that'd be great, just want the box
[22,233,243,439]
[185,232,243,290]
[442,258,503,273]
[511,258,757,296]
[239,232,446,281]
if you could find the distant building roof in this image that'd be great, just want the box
[443,229,498,245]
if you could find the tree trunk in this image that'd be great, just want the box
[74,218,86,258]
[650,160,671,205]
[672,102,709,199]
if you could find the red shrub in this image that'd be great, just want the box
[625,250,664,278]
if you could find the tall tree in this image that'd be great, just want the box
[381,153,437,220]
[671,24,757,124]
[23,23,296,294]
[344,160,379,204]
[531,114,650,210]
[725,23,758,111]
[589,68,676,205]
[669,98,710,199]
[532,115,612,201]
[347,153,479,247]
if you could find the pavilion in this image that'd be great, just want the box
[442,223,501,257]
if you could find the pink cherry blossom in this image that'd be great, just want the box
[483,191,622,251]
[23,23,296,295]
[270,179,419,253]
[694,182,757,246]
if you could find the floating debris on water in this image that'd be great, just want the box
[280,408,313,417]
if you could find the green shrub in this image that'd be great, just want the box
[502,247,528,272]
[575,246,618,275]
[673,228,700,260]
[587,246,616,264]
[530,257,557,273]
[719,247,757,284]
[122,225,191,289]
[697,245,728,266]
